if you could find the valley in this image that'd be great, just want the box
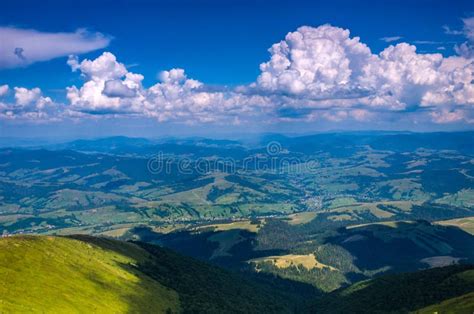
[1,132,474,312]
[1,132,473,237]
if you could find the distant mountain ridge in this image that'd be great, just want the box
[1,131,473,236]
[2,131,474,153]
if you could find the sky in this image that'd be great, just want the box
[1,0,474,138]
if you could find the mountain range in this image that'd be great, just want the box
[1,132,473,312]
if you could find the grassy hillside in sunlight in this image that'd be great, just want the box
[0,235,179,313]
[417,292,474,314]
[0,235,297,313]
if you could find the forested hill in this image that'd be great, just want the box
[312,264,474,313]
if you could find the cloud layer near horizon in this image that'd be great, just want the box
[1,20,473,126]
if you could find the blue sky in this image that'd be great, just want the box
[1,0,474,138]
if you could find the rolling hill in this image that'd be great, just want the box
[1,235,473,313]
[132,218,474,292]
[1,132,474,236]
[1,132,474,312]
[0,235,179,313]
[0,235,298,313]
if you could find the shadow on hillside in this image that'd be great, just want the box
[66,234,180,313]
[68,234,316,313]
[65,220,474,313]
[322,220,474,273]
[124,225,292,265]
[311,264,474,314]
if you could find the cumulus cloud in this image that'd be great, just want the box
[251,24,474,124]
[444,17,474,58]
[362,43,446,108]
[430,109,473,124]
[14,87,42,106]
[0,27,110,69]
[67,55,80,71]
[145,69,270,123]
[0,85,9,97]
[103,80,137,98]
[0,86,60,121]
[255,25,374,97]
[2,22,474,126]
[66,52,143,114]
[462,17,474,41]
[66,52,268,123]
[454,17,474,58]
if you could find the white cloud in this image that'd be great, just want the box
[380,36,403,43]
[453,17,474,58]
[251,24,474,124]
[67,55,80,71]
[255,25,374,97]
[462,17,474,42]
[76,51,127,80]
[103,80,137,98]
[443,25,463,36]
[14,87,41,106]
[412,40,443,45]
[0,85,9,97]
[351,109,374,121]
[430,109,472,124]
[322,110,348,122]
[66,53,268,123]
[362,43,445,107]
[66,52,143,114]
[145,68,269,123]
[0,86,60,121]
[0,27,110,69]
[2,22,474,126]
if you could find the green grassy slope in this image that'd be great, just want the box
[311,264,474,314]
[416,292,474,314]
[0,235,179,313]
[0,235,297,313]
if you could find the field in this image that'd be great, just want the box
[195,219,263,232]
[436,216,474,235]
[287,212,318,225]
[250,254,337,271]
